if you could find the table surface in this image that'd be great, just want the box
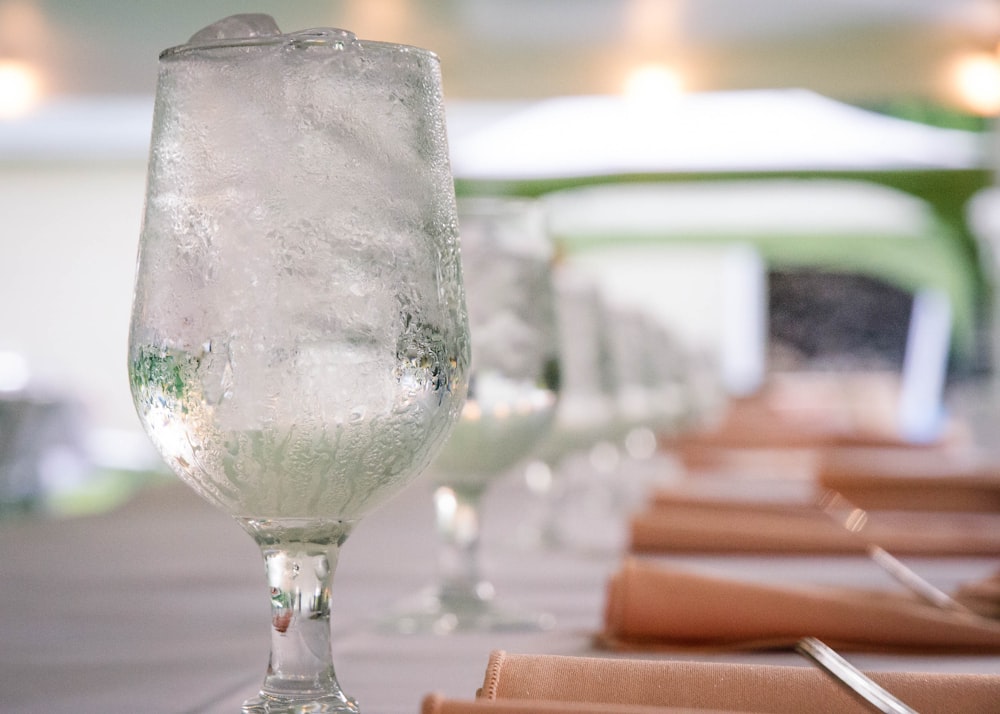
[1,454,997,714]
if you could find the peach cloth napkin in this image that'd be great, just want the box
[602,558,1000,653]
[956,569,1000,618]
[632,492,1000,555]
[817,446,1000,512]
[660,371,960,452]
[421,693,724,713]
[423,650,1000,714]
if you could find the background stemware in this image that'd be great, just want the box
[388,196,560,634]
[516,267,622,550]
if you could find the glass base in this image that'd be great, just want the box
[381,585,555,635]
[242,692,360,714]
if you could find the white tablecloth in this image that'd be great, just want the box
[1,462,997,713]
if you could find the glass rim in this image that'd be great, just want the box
[160,27,440,63]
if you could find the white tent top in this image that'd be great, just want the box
[447,89,987,180]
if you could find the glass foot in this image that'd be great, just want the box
[242,692,360,713]
[381,586,555,635]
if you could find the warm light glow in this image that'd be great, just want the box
[952,51,1000,116]
[460,400,482,421]
[623,63,684,103]
[0,59,41,118]
[341,0,413,41]
[623,0,680,50]
[491,402,511,419]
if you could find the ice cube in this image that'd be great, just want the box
[187,14,281,44]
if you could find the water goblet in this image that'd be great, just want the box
[389,197,560,633]
[128,15,469,713]
[517,268,621,549]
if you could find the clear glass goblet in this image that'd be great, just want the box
[517,268,621,550]
[127,15,468,713]
[389,197,560,633]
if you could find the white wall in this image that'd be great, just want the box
[0,160,149,433]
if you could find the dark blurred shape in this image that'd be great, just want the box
[0,393,89,515]
[768,268,914,372]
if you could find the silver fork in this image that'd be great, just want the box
[815,489,974,615]
[796,637,920,713]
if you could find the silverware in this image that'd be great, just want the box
[815,489,974,614]
[796,637,920,713]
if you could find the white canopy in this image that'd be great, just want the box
[447,89,986,180]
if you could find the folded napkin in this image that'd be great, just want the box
[956,569,1000,618]
[633,492,1000,555]
[818,446,1000,512]
[421,693,718,713]
[602,558,1000,653]
[422,650,1000,714]
[661,372,961,452]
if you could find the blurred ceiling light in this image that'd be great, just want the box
[0,58,41,118]
[0,0,48,50]
[623,0,680,50]
[951,50,1000,116]
[623,63,684,103]
[342,0,412,41]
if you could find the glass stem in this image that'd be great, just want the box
[433,484,490,604]
[244,521,357,711]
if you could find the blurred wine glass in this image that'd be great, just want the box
[388,197,560,633]
[517,267,621,549]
